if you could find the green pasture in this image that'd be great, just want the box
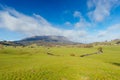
[0,46,120,80]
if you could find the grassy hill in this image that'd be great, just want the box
[92,39,120,46]
[0,45,120,80]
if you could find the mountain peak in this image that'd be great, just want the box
[20,35,71,43]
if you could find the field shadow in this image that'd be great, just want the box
[47,52,60,56]
[111,62,120,67]
[80,52,98,57]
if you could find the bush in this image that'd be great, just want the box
[70,53,75,56]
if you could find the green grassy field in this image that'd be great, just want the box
[0,46,120,80]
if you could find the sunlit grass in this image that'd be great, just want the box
[0,46,120,80]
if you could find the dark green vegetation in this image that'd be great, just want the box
[0,45,120,80]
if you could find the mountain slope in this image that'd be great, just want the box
[0,36,75,46]
[20,36,71,43]
[13,36,74,46]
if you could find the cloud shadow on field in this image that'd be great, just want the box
[111,62,120,67]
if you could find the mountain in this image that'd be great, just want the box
[20,36,71,43]
[12,36,74,46]
[0,36,77,46]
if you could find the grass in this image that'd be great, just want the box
[0,46,120,80]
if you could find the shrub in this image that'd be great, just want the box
[70,53,75,56]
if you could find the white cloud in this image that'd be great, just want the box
[98,31,107,37]
[0,6,120,43]
[64,21,72,26]
[0,7,89,42]
[73,11,91,28]
[62,30,88,42]
[97,23,120,41]
[87,0,120,22]
[108,23,120,31]
[73,11,82,18]
[74,18,91,28]
[0,7,62,36]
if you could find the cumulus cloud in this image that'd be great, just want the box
[0,8,62,36]
[97,23,120,41]
[98,31,107,37]
[108,23,120,31]
[0,7,88,42]
[73,11,91,28]
[74,18,91,28]
[73,11,82,18]
[87,0,120,22]
[64,21,72,26]
[0,6,119,43]
[79,23,120,43]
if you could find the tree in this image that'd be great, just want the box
[97,47,103,53]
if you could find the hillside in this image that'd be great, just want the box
[92,39,120,45]
[20,36,71,43]
[0,36,75,46]
[110,39,120,44]
[17,36,74,45]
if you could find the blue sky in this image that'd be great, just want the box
[0,0,120,43]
